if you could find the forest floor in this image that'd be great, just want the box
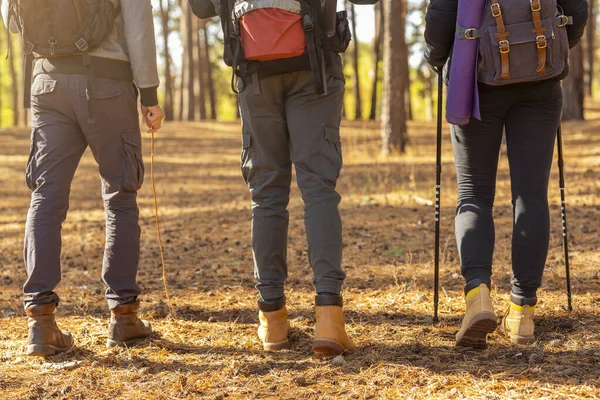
[0,114,599,399]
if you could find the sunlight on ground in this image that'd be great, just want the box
[0,118,599,399]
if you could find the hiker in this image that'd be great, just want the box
[425,0,587,347]
[2,0,164,356]
[191,0,376,354]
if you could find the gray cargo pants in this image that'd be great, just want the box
[24,73,144,310]
[239,69,347,301]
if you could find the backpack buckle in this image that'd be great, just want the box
[303,15,314,32]
[530,0,542,12]
[76,38,89,52]
[464,28,478,40]
[536,35,547,49]
[499,40,510,54]
[491,3,502,17]
[557,15,570,28]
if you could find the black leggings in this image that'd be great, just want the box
[451,79,562,303]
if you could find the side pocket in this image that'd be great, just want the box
[321,124,343,183]
[25,128,38,191]
[241,132,252,185]
[121,130,145,191]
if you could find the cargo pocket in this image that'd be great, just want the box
[241,132,253,185]
[321,124,343,183]
[25,128,38,191]
[121,130,145,191]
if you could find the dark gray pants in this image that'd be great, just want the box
[451,79,563,303]
[239,70,347,301]
[24,73,144,310]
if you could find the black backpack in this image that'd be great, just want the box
[7,0,120,122]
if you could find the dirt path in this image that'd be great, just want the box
[0,119,599,399]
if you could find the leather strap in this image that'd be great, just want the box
[491,2,510,80]
[531,0,547,74]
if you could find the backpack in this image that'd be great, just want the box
[7,0,120,122]
[461,0,571,85]
[218,0,351,95]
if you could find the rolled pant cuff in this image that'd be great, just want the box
[24,293,60,310]
[510,292,537,306]
[107,296,138,310]
[258,296,286,312]
[315,294,343,307]
[315,279,343,297]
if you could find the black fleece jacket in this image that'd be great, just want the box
[424,0,589,70]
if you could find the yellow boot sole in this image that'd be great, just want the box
[456,311,498,349]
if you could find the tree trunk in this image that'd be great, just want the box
[184,3,196,121]
[349,3,362,120]
[563,43,585,120]
[203,22,218,120]
[369,1,383,121]
[7,34,20,127]
[380,0,408,154]
[159,0,174,121]
[196,18,207,120]
[586,0,595,97]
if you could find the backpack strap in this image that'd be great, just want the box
[530,0,547,74]
[491,2,510,80]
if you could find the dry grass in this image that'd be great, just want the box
[0,112,599,399]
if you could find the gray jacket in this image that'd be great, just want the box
[1,0,160,105]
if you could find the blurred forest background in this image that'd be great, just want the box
[0,0,596,151]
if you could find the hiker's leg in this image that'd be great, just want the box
[74,76,144,309]
[504,80,562,305]
[24,74,87,309]
[239,74,293,303]
[450,85,509,294]
[286,72,346,296]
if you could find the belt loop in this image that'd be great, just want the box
[252,72,261,96]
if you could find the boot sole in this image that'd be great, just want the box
[312,339,352,355]
[106,335,151,348]
[26,344,71,357]
[263,339,290,352]
[456,312,498,349]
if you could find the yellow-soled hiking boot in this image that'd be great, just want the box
[312,295,356,355]
[258,301,291,351]
[106,301,152,348]
[25,303,74,357]
[501,302,535,345]
[456,284,497,349]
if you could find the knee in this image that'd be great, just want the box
[456,198,493,215]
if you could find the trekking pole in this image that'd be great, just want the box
[556,124,573,311]
[433,72,443,323]
[151,131,176,317]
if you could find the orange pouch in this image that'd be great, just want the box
[240,8,307,62]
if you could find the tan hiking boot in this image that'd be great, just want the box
[501,302,535,344]
[313,298,356,355]
[25,303,74,357]
[456,284,497,348]
[258,306,291,351]
[106,301,152,348]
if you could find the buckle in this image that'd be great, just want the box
[464,28,478,40]
[499,40,510,54]
[491,3,502,17]
[557,15,569,28]
[536,35,547,49]
[530,0,542,11]
[303,15,314,31]
[75,38,89,52]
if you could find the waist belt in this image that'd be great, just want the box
[33,56,134,81]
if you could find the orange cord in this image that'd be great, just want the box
[151,131,175,317]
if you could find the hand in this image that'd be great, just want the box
[141,104,165,133]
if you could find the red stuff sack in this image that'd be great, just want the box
[239,8,307,62]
